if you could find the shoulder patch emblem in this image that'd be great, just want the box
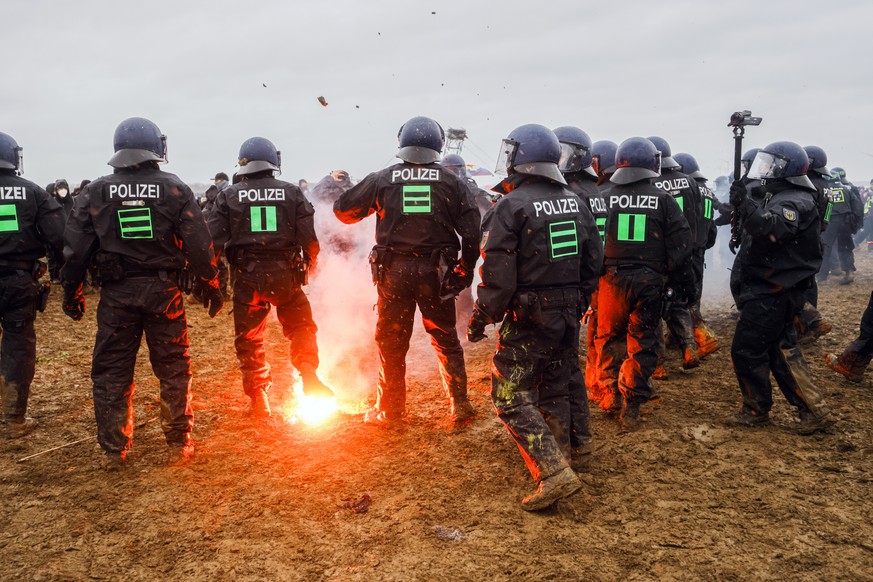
[782,208,797,221]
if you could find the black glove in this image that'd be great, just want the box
[466,311,488,343]
[729,180,747,208]
[199,279,224,318]
[62,285,86,321]
[454,264,474,290]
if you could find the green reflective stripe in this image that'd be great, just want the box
[549,220,578,259]
[617,213,646,242]
[402,185,432,214]
[118,208,153,239]
[675,195,684,213]
[824,202,832,223]
[595,217,607,242]
[250,206,278,232]
[704,198,713,220]
[0,204,19,232]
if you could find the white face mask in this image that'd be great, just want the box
[56,188,68,198]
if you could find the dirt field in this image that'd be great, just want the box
[2,249,873,581]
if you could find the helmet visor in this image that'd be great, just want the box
[557,142,587,173]
[495,138,518,176]
[747,151,788,180]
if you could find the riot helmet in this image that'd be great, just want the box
[611,137,661,185]
[803,146,829,176]
[397,116,444,164]
[0,132,23,174]
[831,167,846,181]
[237,137,281,176]
[591,140,618,179]
[673,152,706,181]
[741,148,760,177]
[495,124,565,184]
[441,153,467,178]
[108,117,168,168]
[646,136,679,170]
[747,141,814,190]
[553,126,595,176]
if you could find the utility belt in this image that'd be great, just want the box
[509,286,582,323]
[92,251,178,285]
[367,245,457,287]
[0,259,50,312]
[603,263,664,276]
[228,246,308,286]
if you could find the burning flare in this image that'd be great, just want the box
[290,393,339,426]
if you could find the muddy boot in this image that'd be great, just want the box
[694,324,720,358]
[521,467,582,511]
[100,451,127,472]
[682,345,700,370]
[651,364,668,380]
[5,417,38,439]
[450,397,476,423]
[299,364,334,398]
[799,320,833,345]
[725,407,770,428]
[570,439,594,470]
[840,270,855,285]
[250,387,272,418]
[825,352,868,383]
[363,407,404,428]
[167,441,195,466]
[620,401,642,432]
[601,387,622,413]
[797,409,835,436]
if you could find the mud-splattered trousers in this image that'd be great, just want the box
[0,271,39,422]
[376,255,467,417]
[92,276,193,454]
[731,286,829,418]
[232,262,319,396]
[492,304,578,482]
[595,268,666,405]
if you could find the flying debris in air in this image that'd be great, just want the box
[318,96,328,107]
[355,105,360,109]
[262,83,267,88]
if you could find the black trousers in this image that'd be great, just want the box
[820,215,856,277]
[492,306,577,482]
[595,269,665,404]
[0,271,39,421]
[842,291,873,362]
[375,256,466,416]
[731,287,828,417]
[232,266,319,396]
[92,276,193,453]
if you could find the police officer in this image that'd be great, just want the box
[334,116,480,424]
[61,117,223,469]
[648,136,701,371]
[595,137,694,429]
[673,152,719,358]
[794,146,834,343]
[553,126,604,455]
[727,141,833,434]
[467,124,602,510]
[0,132,64,438]
[587,139,618,409]
[820,166,864,284]
[208,137,332,418]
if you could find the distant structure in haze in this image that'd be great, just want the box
[445,128,467,155]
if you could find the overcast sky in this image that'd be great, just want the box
[5,0,872,190]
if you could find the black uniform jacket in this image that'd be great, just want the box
[62,166,217,286]
[333,162,481,271]
[0,171,64,267]
[208,176,319,267]
[475,175,603,323]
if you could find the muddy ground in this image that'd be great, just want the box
[2,250,873,581]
